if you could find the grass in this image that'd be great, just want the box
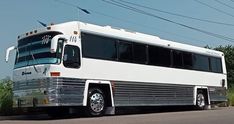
[228,88,234,106]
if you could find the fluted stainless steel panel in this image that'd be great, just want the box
[114,81,194,106]
[209,87,227,102]
[48,78,86,105]
[13,77,85,107]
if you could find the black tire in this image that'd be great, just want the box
[85,88,106,117]
[196,92,206,110]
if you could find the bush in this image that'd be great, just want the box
[0,77,13,115]
[228,88,234,106]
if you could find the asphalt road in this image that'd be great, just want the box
[0,107,233,124]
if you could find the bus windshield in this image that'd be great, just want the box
[14,32,63,68]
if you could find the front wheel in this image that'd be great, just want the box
[85,88,106,116]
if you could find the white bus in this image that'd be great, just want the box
[6,21,227,116]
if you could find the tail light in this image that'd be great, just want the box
[221,79,225,87]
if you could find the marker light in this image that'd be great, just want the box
[50,72,60,77]
[74,31,78,35]
[43,98,49,104]
[111,81,115,93]
[47,27,51,30]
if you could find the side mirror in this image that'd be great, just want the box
[5,46,16,62]
[51,35,68,53]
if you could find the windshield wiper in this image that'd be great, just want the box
[16,48,20,63]
[28,43,39,73]
[30,52,39,73]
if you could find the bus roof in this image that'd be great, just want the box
[79,21,223,57]
[17,21,224,57]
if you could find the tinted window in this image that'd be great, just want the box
[133,43,147,64]
[15,32,63,69]
[193,54,209,71]
[210,57,222,73]
[80,33,223,73]
[118,41,133,62]
[63,45,80,68]
[183,52,193,69]
[148,46,171,67]
[81,33,117,60]
[173,50,183,68]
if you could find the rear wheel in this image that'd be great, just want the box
[85,88,106,116]
[196,92,206,110]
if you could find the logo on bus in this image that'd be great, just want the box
[42,35,51,44]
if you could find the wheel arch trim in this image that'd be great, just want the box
[193,86,210,105]
[83,80,115,107]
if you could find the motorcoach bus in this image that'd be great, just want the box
[5,21,227,116]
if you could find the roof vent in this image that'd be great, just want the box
[104,25,112,28]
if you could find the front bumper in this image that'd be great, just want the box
[13,77,86,108]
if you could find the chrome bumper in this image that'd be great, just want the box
[13,77,85,108]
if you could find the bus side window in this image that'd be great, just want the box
[210,57,223,73]
[63,45,80,68]
[172,50,183,68]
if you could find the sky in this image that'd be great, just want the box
[1,0,234,79]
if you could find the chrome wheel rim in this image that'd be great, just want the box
[197,93,205,108]
[90,92,104,113]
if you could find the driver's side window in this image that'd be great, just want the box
[63,45,80,68]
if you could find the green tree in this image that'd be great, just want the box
[0,77,13,115]
[214,45,234,88]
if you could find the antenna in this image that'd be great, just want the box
[77,7,91,14]
[37,20,47,27]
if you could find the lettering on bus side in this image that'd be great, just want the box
[22,71,32,75]
[69,36,77,43]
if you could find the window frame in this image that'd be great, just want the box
[210,57,223,73]
[172,50,183,68]
[80,32,224,74]
[81,32,117,61]
[63,45,81,69]
[132,43,147,64]
[14,32,63,69]
[182,52,193,69]
[118,40,133,62]
[192,54,210,72]
[148,45,171,67]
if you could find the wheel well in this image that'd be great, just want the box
[88,83,112,107]
[197,89,209,105]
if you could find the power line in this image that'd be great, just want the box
[194,0,234,18]
[54,0,233,44]
[54,0,90,14]
[118,0,234,27]
[102,0,234,43]
[214,0,234,10]
[90,10,208,44]
[53,0,208,44]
